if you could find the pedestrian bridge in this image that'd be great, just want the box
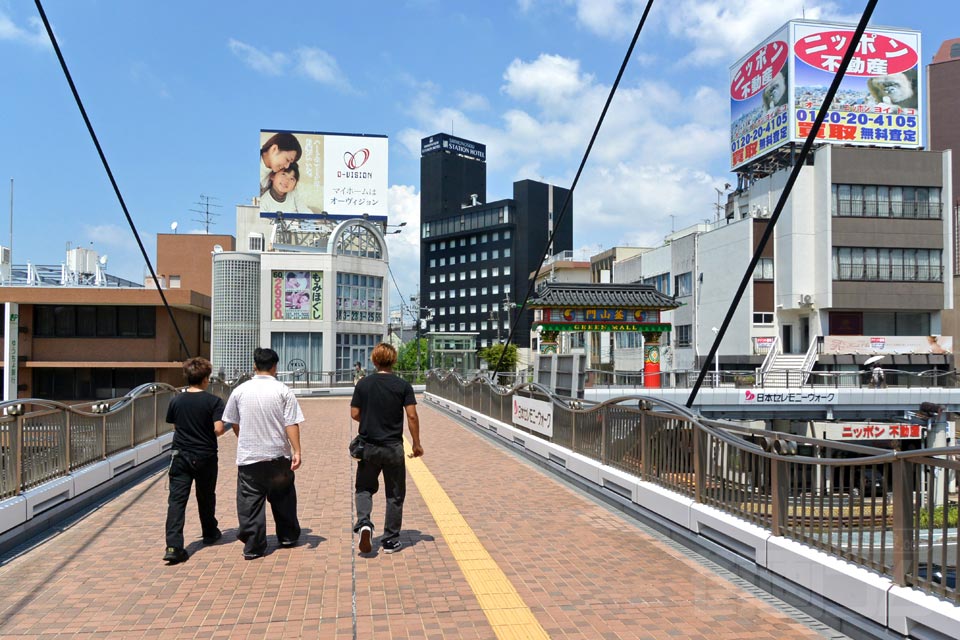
[0,374,957,639]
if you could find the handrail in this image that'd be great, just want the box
[757,334,780,383]
[800,327,822,385]
[426,369,960,605]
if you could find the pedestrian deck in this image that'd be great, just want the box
[0,398,839,639]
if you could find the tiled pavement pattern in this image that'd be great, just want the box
[0,397,837,639]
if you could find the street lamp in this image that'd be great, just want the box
[711,326,720,384]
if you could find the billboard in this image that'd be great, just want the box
[730,21,922,170]
[420,133,486,161]
[272,270,323,321]
[259,130,388,217]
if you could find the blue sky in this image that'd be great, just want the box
[1,0,954,306]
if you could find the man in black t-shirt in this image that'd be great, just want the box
[351,343,422,554]
[163,357,226,564]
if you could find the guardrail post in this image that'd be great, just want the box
[130,401,136,449]
[693,426,705,504]
[770,456,789,537]
[64,412,71,473]
[891,457,915,587]
[571,405,577,452]
[600,408,607,466]
[640,408,649,480]
[153,389,159,439]
[101,411,107,460]
[15,414,23,495]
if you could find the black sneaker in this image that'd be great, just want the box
[163,547,189,564]
[243,549,265,560]
[381,539,402,554]
[279,538,298,548]
[202,529,222,545]
[358,526,372,553]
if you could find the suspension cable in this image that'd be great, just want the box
[493,0,656,375]
[685,0,879,407]
[34,0,192,358]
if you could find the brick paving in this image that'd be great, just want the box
[0,396,832,639]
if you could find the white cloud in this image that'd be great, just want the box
[0,12,49,48]
[502,54,593,109]
[227,39,288,75]
[384,185,421,301]
[296,47,354,92]
[456,90,490,112]
[665,1,857,65]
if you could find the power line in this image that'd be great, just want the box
[494,0,656,374]
[685,0,879,407]
[34,0,191,358]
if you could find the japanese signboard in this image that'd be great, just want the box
[730,20,922,170]
[539,324,671,333]
[3,302,18,401]
[739,389,837,405]
[260,130,388,217]
[814,421,923,441]
[512,395,554,437]
[272,271,323,321]
[421,133,486,161]
[822,335,952,355]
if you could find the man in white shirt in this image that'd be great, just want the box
[222,348,304,559]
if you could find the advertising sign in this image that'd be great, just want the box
[260,130,388,217]
[739,389,837,405]
[272,270,322,321]
[730,25,791,169]
[792,23,921,148]
[821,335,952,355]
[512,395,554,437]
[420,133,486,161]
[3,302,18,401]
[730,21,922,170]
[814,421,923,441]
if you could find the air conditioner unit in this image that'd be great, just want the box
[799,293,814,306]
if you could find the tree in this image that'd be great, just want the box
[478,343,518,374]
[397,338,428,380]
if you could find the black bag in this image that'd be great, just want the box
[349,435,365,460]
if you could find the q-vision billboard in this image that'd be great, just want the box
[730,20,921,170]
[259,130,388,217]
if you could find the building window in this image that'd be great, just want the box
[335,273,384,322]
[753,312,774,324]
[492,249,499,259]
[429,291,436,300]
[169,275,181,289]
[676,325,692,347]
[753,258,774,280]
[832,184,942,219]
[504,248,511,258]
[504,230,511,239]
[429,275,436,284]
[335,223,383,258]
[833,247,942,282]
[429,259,435,267]
[492,267,499,276]
[643,273,671,295]
[481,251,488,260]
[505,284,511,294]
[34,305,155,338]
[481,304,488,313]
[504,266,511,275]
[336,334,378,379]
[674,272,692,297]
[248,233,265,252]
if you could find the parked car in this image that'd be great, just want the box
[918,564,957,589]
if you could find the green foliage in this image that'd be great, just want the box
[397,339,428,381]
[918,505,959,528]
[478,343,518,373]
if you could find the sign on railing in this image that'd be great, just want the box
[511,395,553,437]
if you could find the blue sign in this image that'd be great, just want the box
[421,134,486,161]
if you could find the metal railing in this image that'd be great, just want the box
[0,383,183,500]
[427,370,960,603]
[585,367,959,389]
[834,199,943,219]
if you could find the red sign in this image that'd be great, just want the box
[795,30,918,76]
[731,40,788,100]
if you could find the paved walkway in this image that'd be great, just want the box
[0,398,838,639]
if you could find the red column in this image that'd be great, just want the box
[643,339,661,388]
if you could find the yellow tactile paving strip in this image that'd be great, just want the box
[404,438,550,640]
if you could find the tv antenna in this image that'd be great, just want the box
[190,194,221,233]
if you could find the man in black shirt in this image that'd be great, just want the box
[351,343,422,554]
[163,357,226,564]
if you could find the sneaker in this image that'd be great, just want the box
[242,549,265,560]
[279,538,298,548]
[381,539,402,554]
[162,547,189,564]
[202,529,222,545]
[358,526,372,553]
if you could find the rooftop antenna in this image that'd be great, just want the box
[190,194,221,233]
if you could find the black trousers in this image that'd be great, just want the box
[236,457,300,555]
[354,441,406,543]
[165,450,219,549]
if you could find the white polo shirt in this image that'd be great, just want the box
[222,375,305,466]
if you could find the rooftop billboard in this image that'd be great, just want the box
[259,130,388,217]
[730,20,922,170]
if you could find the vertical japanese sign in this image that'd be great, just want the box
[259,130,388,217]
[730,25,791,170]
[3,302,18,401]
[310,272,323,321]
[792,23,921,148]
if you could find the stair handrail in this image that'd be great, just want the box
[756,334,780,386]
[800,327,823,385]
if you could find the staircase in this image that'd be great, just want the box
[759,353,807,387]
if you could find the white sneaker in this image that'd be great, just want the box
[358,526,372,553]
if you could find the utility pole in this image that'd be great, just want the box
[190,194,221,233]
